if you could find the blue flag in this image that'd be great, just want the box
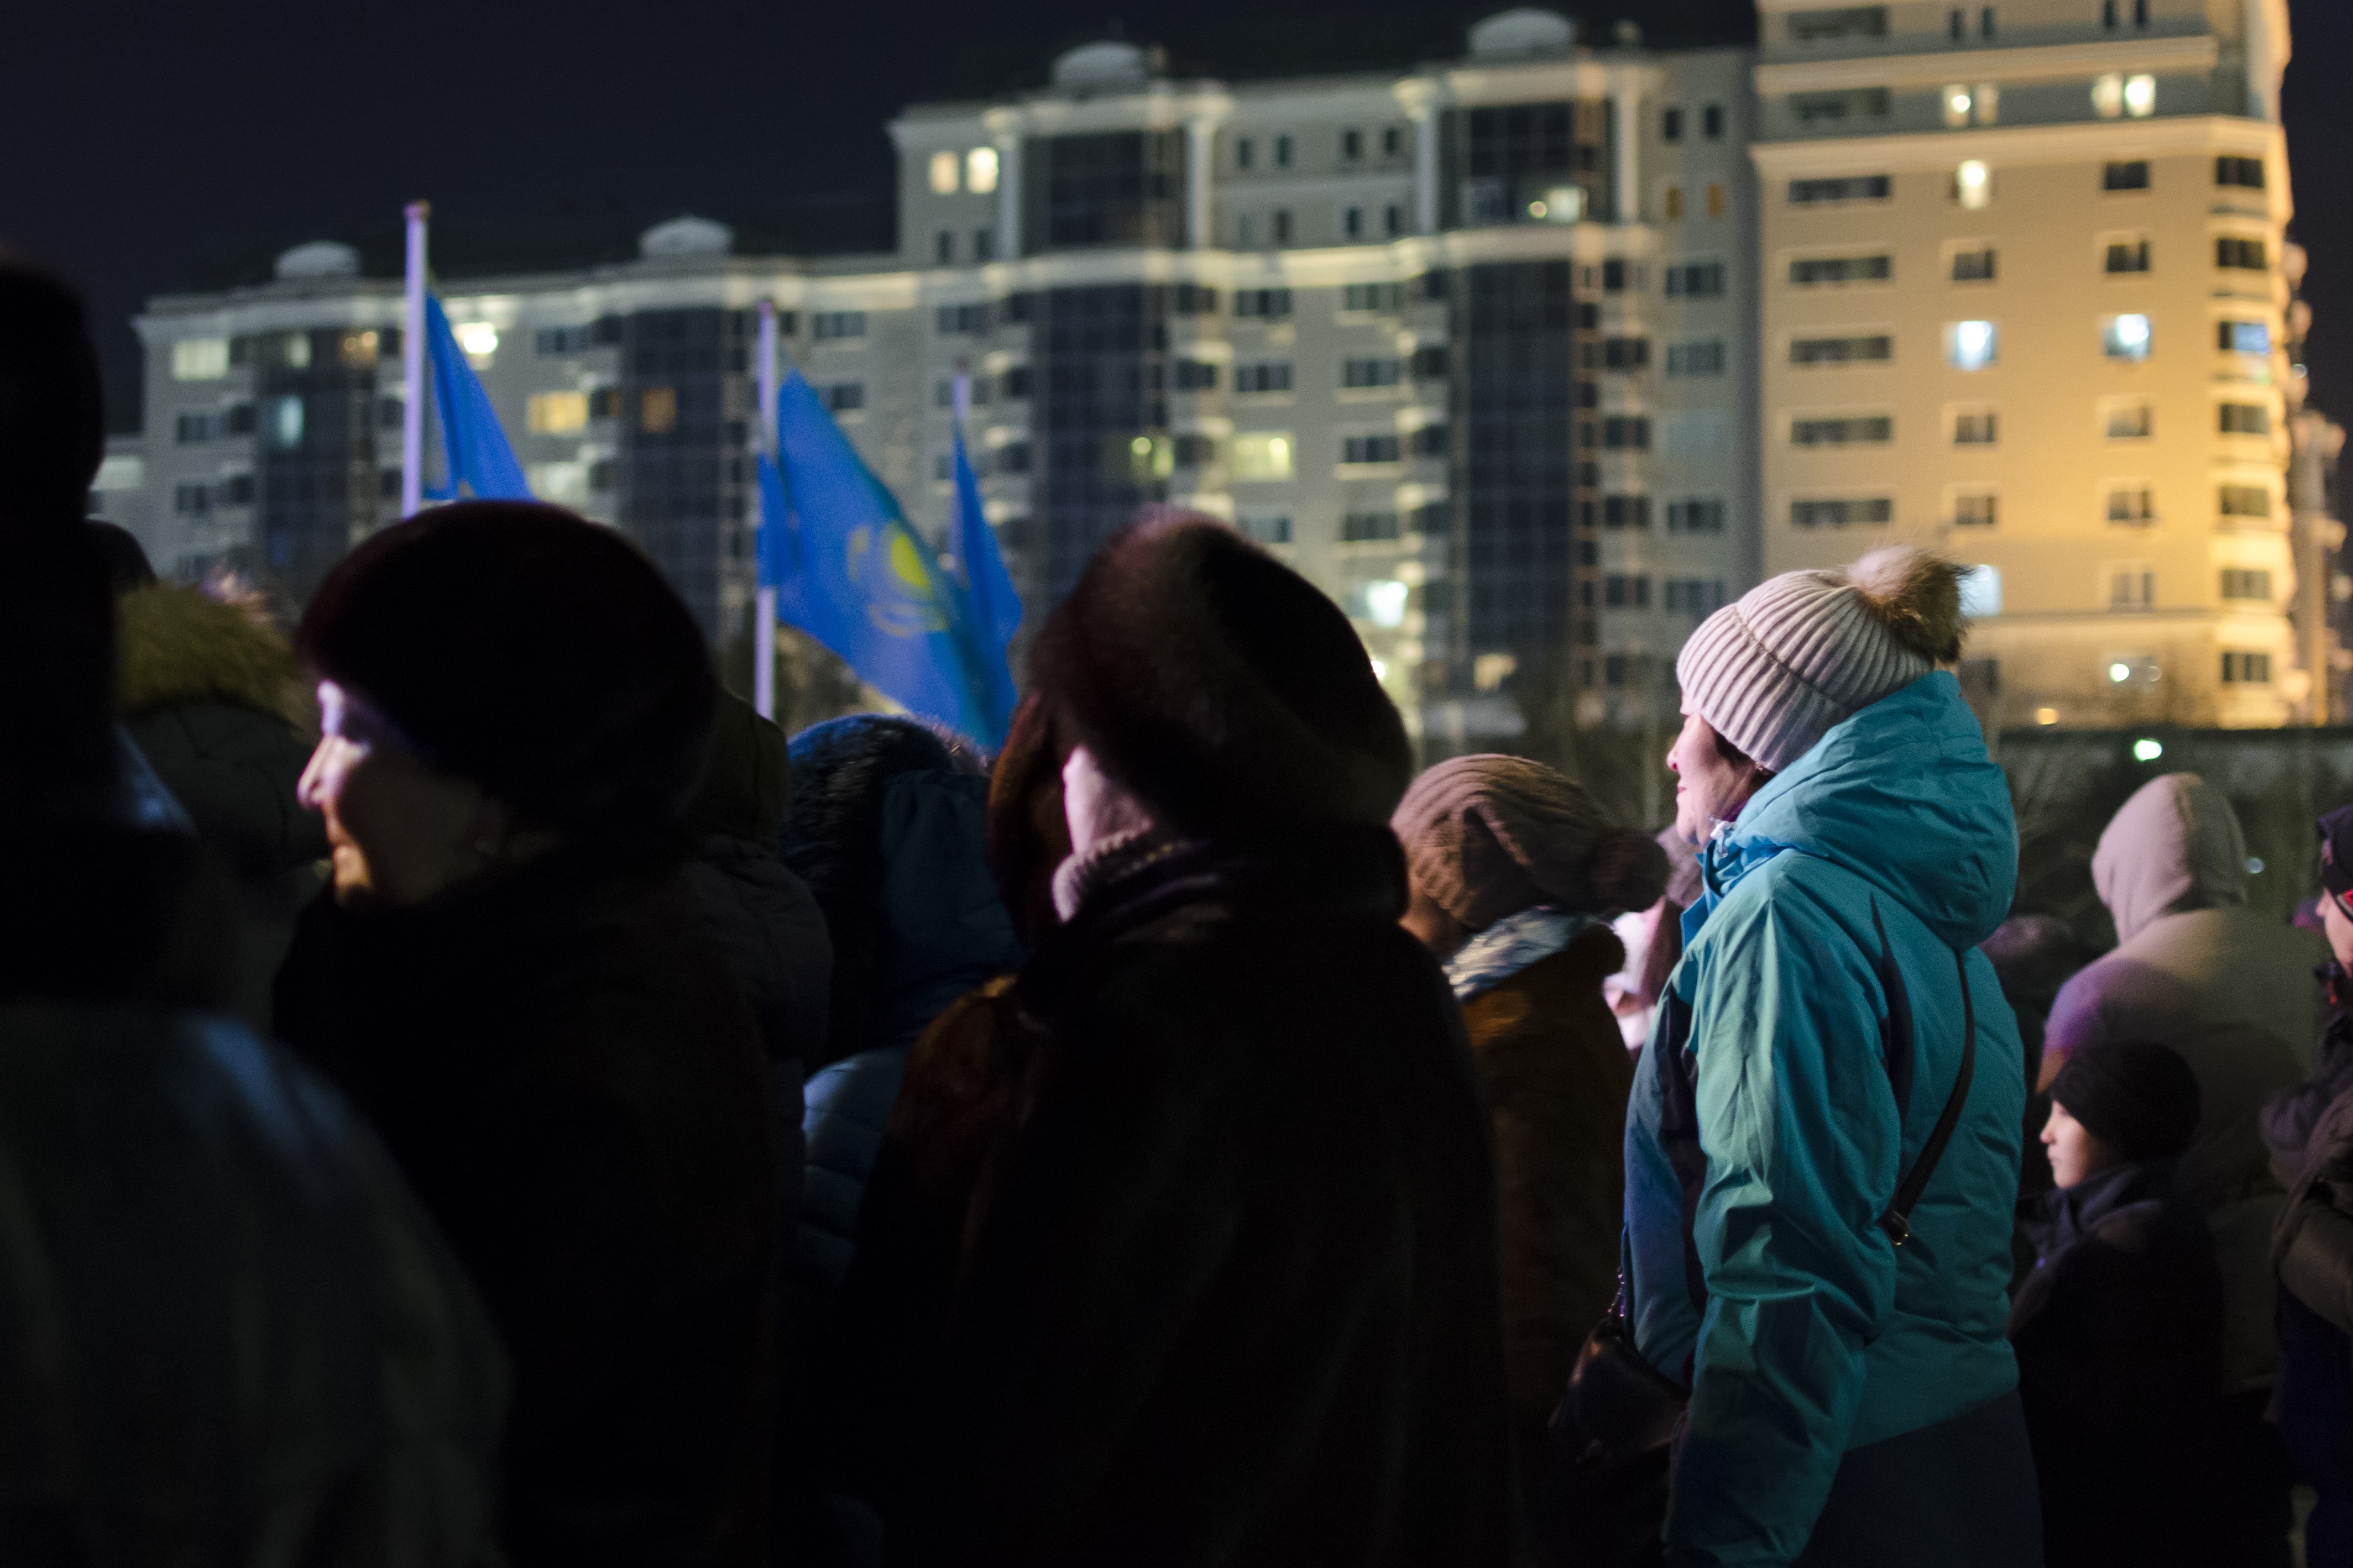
[947,425,1021,730]
[759,369,1011,748]
[422,294,531,502]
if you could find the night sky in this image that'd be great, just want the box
[4,0,2346,433]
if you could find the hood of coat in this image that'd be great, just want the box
[117,582,305,725]
[2092,773,2246,945]
[1706,670,2016,951]
[687,690,789,845]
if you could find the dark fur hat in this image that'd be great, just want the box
[1028,515,1412,842]
[297,501,715,843]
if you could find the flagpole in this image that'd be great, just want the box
[754,299,780,721]
[401,201,428,520]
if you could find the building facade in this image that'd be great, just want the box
[1752,0,2303,727]
[121,10,1758,751]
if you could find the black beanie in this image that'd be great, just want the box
[1028,513,1412,844]
[297,502,715,842]
[2050,1040,2202,1161]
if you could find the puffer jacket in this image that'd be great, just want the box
[2045,773,2319,1388]
[1625,671,2032,1566]
[116,581,326,1029]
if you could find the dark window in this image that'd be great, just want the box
[1791,89,1891,124]
[1602,495,1651,529]
[1000,365,1033,398]
[1704,104,1725,139]
[1601,416,1651,450]
[535,324,592,355]
[1789,175,1891,204]
[1664,261,1724,297]
[174,411,212,443]
[1342,510,1400,542]
[2218,484,2271,517]
[974,227,994,261]
[1787,6,1887,41]
[1384,204,1405,237]
[2219,402,2270,434]
[1343,282,1404,312]
[2103,161,2151,191]
[2103,0,2116,25]
[1341,434,1402,464]
[1790,335,1892,364]
[812,311,866,340]
[1662,107,1684,141]
[1789,254,1891,285]
[1667,498,1725,533]
[1667,340,1726,375]
[1271,209,1294,245]
[1233,361,1293,392]
[1952,248,1997,281]
[936,303,990,335]
[1410,423,1449,456]
[590,386,621,419]
[2216,236,2269,271]
[1791,416,1892,445]
[2216,156,2267,190]
[1172,283,1219,314]
[1233,289,1293,318]
[1589,337,1650,370]
[1602,259,1629,292]
[1236,137,1253,170]
[825,382,866,413]
[995,440,1032,474]
[1275,134,1294,167]
[1383,127,1403,158]
[1791,497,1894,527]
[1603,575,1652,608]
[935,230,955,264]
[2220,568,2273,599]
[1241,515,1289,544]
[2105,240,2152,273]
[1174,360,1219,390]
[1341,128,1362,161]
[1411,344,1450,379]
[1172,433,1216,466]
[1342,357,1403,387]
[1665,579,1727,612]
[2221,651,2271,683]
[1036,130,1188,250]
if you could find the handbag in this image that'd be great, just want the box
[1540,932,1979,1566]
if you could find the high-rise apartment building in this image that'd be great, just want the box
[1753,0,2300,726]
[119,9,1758,751]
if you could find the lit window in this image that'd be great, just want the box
[1664,186,1683,220]
[2103,313,2153,360]
[1959,565,2001,616]
[2218,320,2271,355]
[1363,580,1410,627]
[1949,319,1998,370]
[1229,432,1293,480]
[456,322,499,361]
[1706,183,1725,217]
[268,395,304,449]
[1955,160,1991,209]
[526,391,588,434]
[929,150,959,194]
[283,334,312,369]
[1943,85,1972,127]
[526,460,588,504]
[640,387,677,434]
[2092,74,2125,118]
[171,338,229,381]
[966,146,1000,193]
[1975,83,2000,123]
[2123,75,2156,117]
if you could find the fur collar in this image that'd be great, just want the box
[117,583,306,725]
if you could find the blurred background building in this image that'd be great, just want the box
[104,0,2328,744]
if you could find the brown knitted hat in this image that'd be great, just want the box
[1390,755,1669,930]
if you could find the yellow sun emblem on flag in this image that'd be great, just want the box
[847,523,948,638]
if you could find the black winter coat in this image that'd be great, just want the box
[887,828,1518,1568]
[276,848,776,1568]
[2010,1158,2226,1568]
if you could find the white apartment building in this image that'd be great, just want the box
[118,8,1760,752]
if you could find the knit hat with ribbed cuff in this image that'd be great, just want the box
[1674,545,1969,773]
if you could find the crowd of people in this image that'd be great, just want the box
[12,249,2353,1568]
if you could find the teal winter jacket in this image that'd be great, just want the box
[1625,671,2027,1566]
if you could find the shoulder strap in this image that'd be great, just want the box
[1878,945,1976,1245]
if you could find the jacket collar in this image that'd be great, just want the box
[2042,1156,2181,1253]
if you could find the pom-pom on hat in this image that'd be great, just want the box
[2050,1040,2203,1162]
[1392,754,1669,930]
[297,501,717,843]
[1028,513,1413,843]
[1675,544,1968,773]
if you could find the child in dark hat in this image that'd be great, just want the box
[2011,1039,2226,1568]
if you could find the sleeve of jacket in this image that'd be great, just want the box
[1666,893,1902,1568]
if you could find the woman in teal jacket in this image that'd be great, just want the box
[1626,546,2040,1566]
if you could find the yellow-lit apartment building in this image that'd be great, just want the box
[1753,0,2299,726]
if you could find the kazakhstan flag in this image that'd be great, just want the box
[759,369,1011,748]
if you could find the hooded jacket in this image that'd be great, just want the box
[116,581,327,1028]
[1625,672,2030,1566]
[2045,773,2319,1386]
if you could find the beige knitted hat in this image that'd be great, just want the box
[1675,545,1968,774]
[1391,754,1669,930]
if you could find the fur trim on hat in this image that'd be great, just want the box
[1839,545,1966,664]
[117,581,307,727]
[1030,515,1412,841]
